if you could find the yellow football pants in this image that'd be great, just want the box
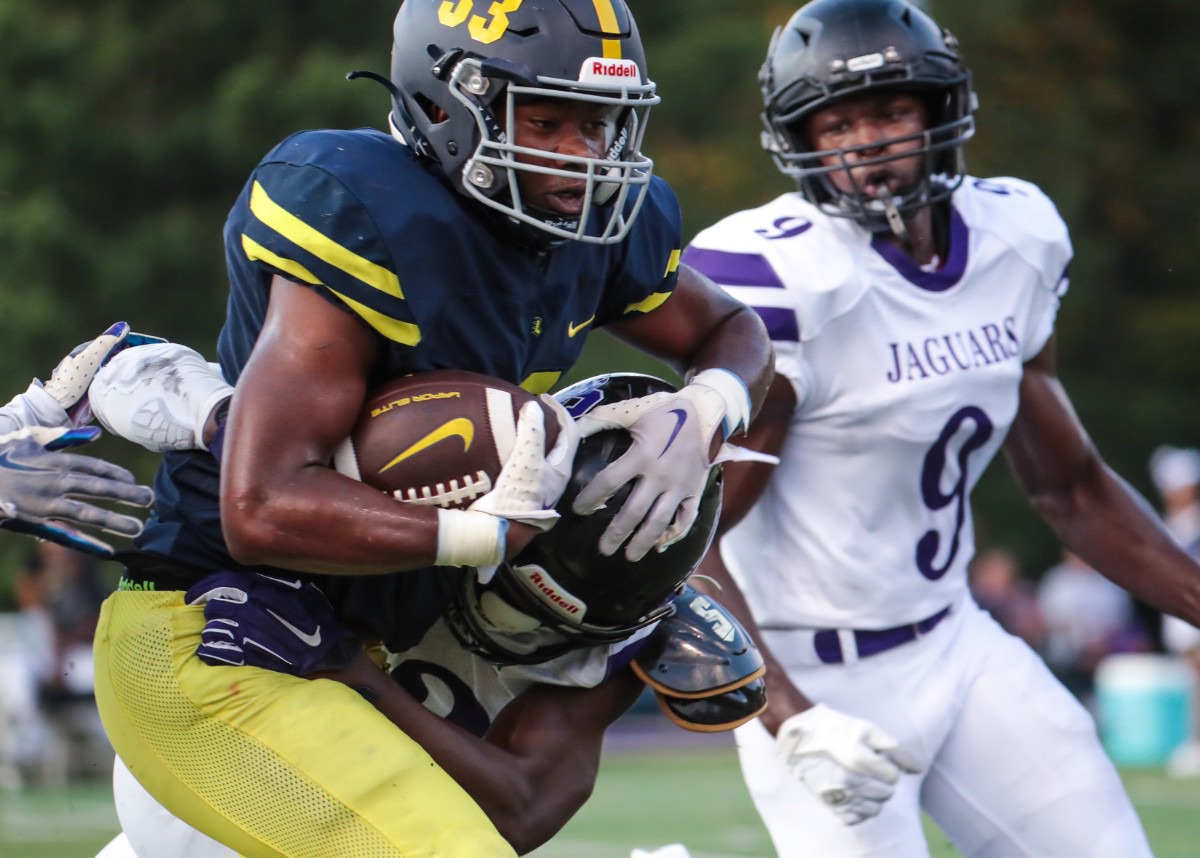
[93,590,515,858]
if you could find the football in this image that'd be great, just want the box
[333,369,560,509]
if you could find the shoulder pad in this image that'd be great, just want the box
[631,586,766,731]
[656,676,766,733]
[632,586,765,697]
[633,588,763,734]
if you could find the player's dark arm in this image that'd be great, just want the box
[606,263,775,421]
[222,277,535,575]
[1003,335,1200,625]
[692,373,819,735]
[319,650,642,854]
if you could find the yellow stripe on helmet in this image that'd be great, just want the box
[591,0,623,59]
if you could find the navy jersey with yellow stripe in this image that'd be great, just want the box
[135,127,682,644]
[217,127,681,390]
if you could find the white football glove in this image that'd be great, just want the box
[90,342,233,453]
[0,321,134,435]
[435,396,579,568]
[0,426,154,557]
[470,396,578,530]
[776,704,922,826]
[572,369,749,562]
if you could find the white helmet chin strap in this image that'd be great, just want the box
[877,187,914,251]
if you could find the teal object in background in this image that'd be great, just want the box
[1096,654,1195,767]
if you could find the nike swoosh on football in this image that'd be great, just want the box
[658,409,688,457]
[379,418,475,474]
[266,609,323,647]
[567,315,596,337]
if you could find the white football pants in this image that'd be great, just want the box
[735,597,1152,857]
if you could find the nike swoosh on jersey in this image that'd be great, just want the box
[379,418,475,474]
[266,609,323,647]
[658,408,688,457]
[567,315,596,337]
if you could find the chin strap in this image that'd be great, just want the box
[877,188,914,253]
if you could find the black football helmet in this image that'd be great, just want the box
[447,373,724,664]
[760,0,976,230]
[383,0,659,245]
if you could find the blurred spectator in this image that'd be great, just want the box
[968,547,1045,648]
[16,541,107,699]
[11,540,112,784]
[1037,548,1147,706]
[1149,445,1200,777]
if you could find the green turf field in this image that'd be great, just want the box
[2,746,1198,858]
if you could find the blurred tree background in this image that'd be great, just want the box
[1,0,1198,596]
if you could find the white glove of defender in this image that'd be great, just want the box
[776,704,922,825]
[0,321,133,435]
[90,342,233,453]
[573,371,747,562]
[0,426,154,557]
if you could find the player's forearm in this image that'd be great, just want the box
[681,303,775,422]
[609,266,775,422]
[1032,461,1200,626]
[221,468,445,573]
[322,654,635,854]
[481,673,644,852]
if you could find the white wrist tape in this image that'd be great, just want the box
[688,368,752,439]
[435,508,507,568]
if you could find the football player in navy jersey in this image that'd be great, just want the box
[90,368,764,858]
[90,2,772,856]
[681,1,1200,856]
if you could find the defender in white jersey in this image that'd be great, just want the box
[684,1,1200,855]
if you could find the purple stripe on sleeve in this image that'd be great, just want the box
[753,306,800,343]
[681,247,785,288]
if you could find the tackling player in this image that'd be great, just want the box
[90,370,764,857]
[89,2,773,855]
[683,0,1199,855]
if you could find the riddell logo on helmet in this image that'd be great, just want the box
[520,566,584,618]
[579,57,640,84]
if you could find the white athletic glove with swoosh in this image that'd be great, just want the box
[0,321,140,434]
[185,571,361,676]
[776,704,922,825]
[0,426,154,557]
[572,369,750,561]
[470,395,579,530]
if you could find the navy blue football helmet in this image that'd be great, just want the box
[448,373,723,664]
[382,0,659,245]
